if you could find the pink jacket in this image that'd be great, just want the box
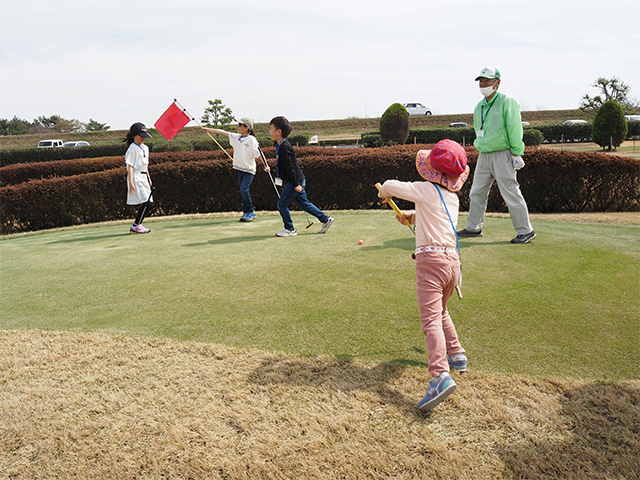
[378,180,459,249]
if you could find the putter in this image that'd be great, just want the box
[259,147,313,229]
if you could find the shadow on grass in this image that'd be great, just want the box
[249,355,431,420]
[159,220,222,230]
[458,239,512,249]
[501,381,640,478]
[183,234,274,247]
[46,232,131,244]
[361,236,416,253]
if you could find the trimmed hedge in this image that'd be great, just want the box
[363,128,543,148]
[2,146,638,234]
[0,136,280,167]
[0,147,357,187]
[1,144,130,167]
[362,122,640,147]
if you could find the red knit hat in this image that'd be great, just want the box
[415,139,469,192]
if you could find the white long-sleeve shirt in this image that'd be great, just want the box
[378,180,459,249]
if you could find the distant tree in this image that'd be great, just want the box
[591,100,628,151]
[34,115,62,129]
[380,103,409,144]
[53,118,85,133]
[201,99,234,127]
[0,116,30,135]
[86,119,110,131]
[580,77,639,114]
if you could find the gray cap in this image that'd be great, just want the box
[237,117,254,130]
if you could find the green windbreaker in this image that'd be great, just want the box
[473,92,525,156]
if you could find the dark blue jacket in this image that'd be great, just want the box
[276,139,305,186]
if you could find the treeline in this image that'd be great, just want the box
[0,115,110,136]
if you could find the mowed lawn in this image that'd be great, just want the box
[1,210,638,382]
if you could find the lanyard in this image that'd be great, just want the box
[480,95,497,130]
[275,139,285,176]
[431,183,459,254]
[432,182,463,298]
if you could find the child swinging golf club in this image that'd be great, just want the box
[268,116,333,237]
[377,139,469,412]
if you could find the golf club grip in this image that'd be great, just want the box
[375,183,412,229]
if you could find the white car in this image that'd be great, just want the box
[37,139,63,148]
[403,103,432,116]
[625,115,640,122]
[563,120,588,125]
[62,141,91,147]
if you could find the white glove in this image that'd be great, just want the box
[512,155,525,170]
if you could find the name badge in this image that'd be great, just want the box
[274,177,283,186]
[477,130,485,138]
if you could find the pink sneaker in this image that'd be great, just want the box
[130,224,150,234]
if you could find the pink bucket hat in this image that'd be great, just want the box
[415,139,469,192]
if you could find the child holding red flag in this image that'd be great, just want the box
[377,139,469,412]
[203,118,263,222]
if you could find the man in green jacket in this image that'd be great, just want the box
[457,66,536,244]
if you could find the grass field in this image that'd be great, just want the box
[1,211,639,479]
[2,211,638,380]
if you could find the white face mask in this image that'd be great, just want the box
[480,82,497,97]
[479,84,497,97]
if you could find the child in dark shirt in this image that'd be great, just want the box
[268,116,334,237]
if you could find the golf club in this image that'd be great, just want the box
[259,146,313,229]
[137,185,156,223]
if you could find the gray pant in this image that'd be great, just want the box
[465,150,533,235]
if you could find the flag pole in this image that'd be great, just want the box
[173,98,233,161]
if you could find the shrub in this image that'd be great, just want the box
[287,134,309,147]
[522,128,544,146]
[380,104,409,144]
[592,100,628,150]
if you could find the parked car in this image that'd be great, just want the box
[563,119,588,125]
[403,103,432,116]
[449,122,468,128]
[62,141,91,147]
[625,115,640,122]
[37,139,63,148]
[521,121,530,126]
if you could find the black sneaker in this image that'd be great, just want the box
[511,231,536,244]
[456,228,482,238]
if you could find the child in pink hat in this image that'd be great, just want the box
[378,139,469,412]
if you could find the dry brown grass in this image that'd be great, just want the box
[1,330,638,480]
[489,211,640,227]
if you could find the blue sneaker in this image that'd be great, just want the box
[447,353,468,372]
[418,372,457,412]
[240,212,256,222]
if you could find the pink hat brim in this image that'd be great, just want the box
[416,150,469,192]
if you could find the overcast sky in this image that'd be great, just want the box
[1,0,639,131]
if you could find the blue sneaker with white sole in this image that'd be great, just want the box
[447,353,468,372]
[418,372,457,412]
[240,212,256,222]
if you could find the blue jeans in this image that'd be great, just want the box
[277,180,329,231]
[236,170,255,213]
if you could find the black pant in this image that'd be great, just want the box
[133,200,154,225]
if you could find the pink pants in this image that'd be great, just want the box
[415,251,465,378]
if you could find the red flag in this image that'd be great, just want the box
[154,102,190,140]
